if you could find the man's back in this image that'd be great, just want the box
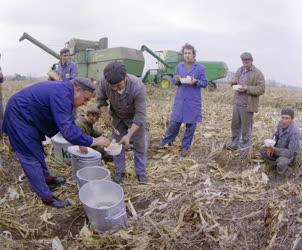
[4,80,73,138]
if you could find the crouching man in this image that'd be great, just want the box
[260,108,300,175]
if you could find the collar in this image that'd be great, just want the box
[124,77,130,94]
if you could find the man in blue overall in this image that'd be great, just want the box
[3,77,110,208]
[154,43,208,157]
[56,48,78,81]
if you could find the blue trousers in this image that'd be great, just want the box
[114,149,146,176]
[16,152,52,199]
[162,121,197,149]
[113,121,147,176]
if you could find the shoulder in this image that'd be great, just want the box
[252,65,264,77]
[195,63,205,71]
[177,62,185,69]
[128,74,144,89]
[290,122,300,134]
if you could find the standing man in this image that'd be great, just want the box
[260,108,300,176]
[0,53,4,141]
[154,43,208,157]
[56,48,78,81]
[96,61,148,184]
[226,52,265,158]
[3,77,110,208]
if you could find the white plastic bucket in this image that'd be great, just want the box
[79,180,128,232]
[76,166,111,188]
[51,133,72,163]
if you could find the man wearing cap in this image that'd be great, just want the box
[3,77,110,208]
[56,48,78,81]
[227,52,265,158]
[96,61,148,184]
[260,108,300,175]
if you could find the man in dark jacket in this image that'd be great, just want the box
[260,108,300,175]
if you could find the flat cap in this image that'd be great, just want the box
[240,52,253,60]
[104,60,127,85]
[60,48,70,55]
[73,77,95,92]
[281,107,295,119]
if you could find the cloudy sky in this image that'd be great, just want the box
[0,0,301,86]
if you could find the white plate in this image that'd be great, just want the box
[264,139,276,147]
[67,146,100,158]
[180,77,192,84]
[104,144,123,156]
[232,85,242,91]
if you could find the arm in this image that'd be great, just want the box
[96,79,109,109]
[274,131,300,158]
[171,64,181,86]
[70,63,78,79]
[119,86,146,146]
[230,68,241,86]
[50,94,93,146]
[246,71,265,96]
[195,66,208,88]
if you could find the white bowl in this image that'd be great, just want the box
[264,139,276,147]
[104,143,122,156]
[232,85,242,91]
[180,77,191,84]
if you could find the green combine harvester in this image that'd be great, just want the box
[19,32,228,89]
[141,45,228,89]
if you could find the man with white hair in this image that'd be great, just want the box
[3,77,110,208]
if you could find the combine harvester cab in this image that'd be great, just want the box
[19,32,145,81]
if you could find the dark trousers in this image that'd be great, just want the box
[162,120,197,149]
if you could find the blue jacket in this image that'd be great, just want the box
[3,80,92,163]
[171,62,208,123]
[57,61,78,81]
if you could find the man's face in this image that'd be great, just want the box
[280,115,292,128]
[242,59,253,69]
[86,113,99,124]
[61,52,70,64]
[183,48,195,63]
[73,86,93,107]
[110,79,126,91]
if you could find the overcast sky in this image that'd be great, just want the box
[0,0,301,86]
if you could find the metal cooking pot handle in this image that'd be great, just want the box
[105,210,128,228]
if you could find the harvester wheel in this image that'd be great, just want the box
[160,75,172,89]
[208,81,217,91]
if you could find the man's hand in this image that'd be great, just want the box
[92,136,111,148]
[79,146,88,154]
[119,134,131,148]
[266,147,274,157]
[189,77,198,85]
[175,75,181,82]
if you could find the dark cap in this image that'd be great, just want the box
[281,107,294,119]
[104,61,127,85]
[60,48,70,55]
[73,77,95,92]
[240,52,253,60]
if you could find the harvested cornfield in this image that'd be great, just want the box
[1,81,302,250]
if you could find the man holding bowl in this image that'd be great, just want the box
[260,108,300,176]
